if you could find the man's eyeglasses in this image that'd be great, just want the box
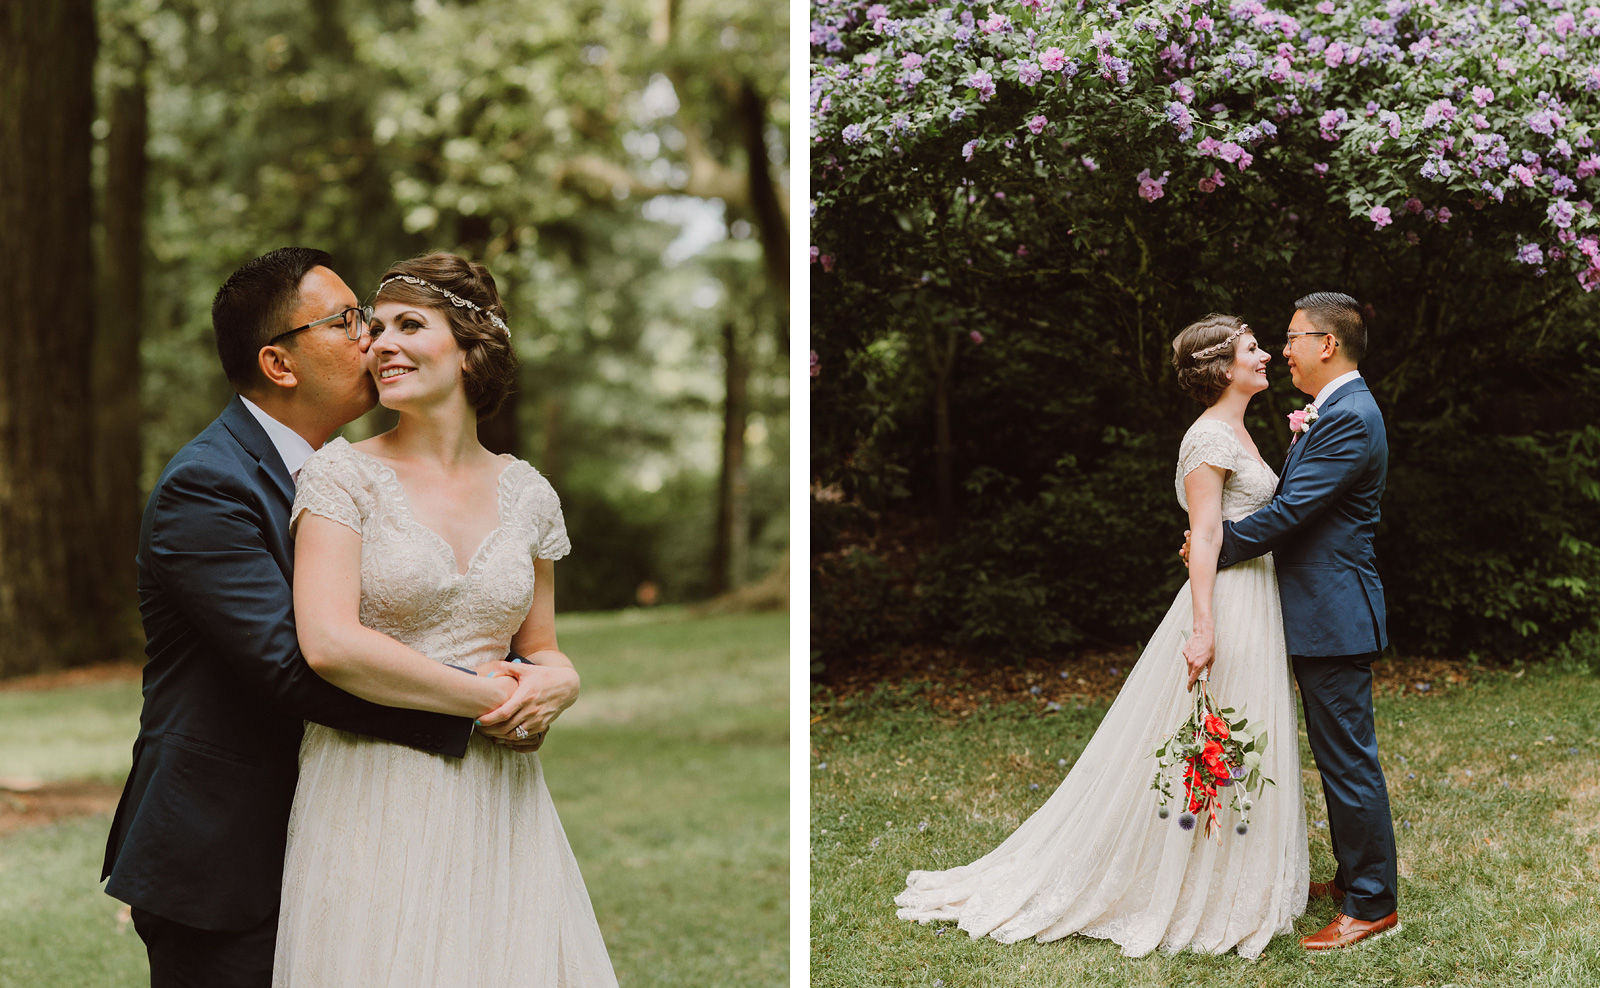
[1285,331,1338,346]
[267,305,374,346]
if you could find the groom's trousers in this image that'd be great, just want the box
[132,907,277,988]
[1291,651,1399,921]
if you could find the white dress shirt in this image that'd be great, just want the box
[239,396,317,483]
[1311,369,1363,410]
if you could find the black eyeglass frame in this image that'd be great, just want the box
[1284,331,1338,346]
[267,305,374,347]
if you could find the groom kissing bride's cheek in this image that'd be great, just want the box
[896,293,1400,957]
[101,248,618,987]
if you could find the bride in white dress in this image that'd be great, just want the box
[272,253,618,986]
[895,314,1309,959]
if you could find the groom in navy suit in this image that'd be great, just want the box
[101,248,539,987]
[1211,292,1401,949]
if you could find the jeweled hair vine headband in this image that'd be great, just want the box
[377,274,509,335]
[1189,324,1248,361]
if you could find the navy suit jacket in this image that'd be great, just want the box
[1218,378,1389,657]
[102,396,474,932]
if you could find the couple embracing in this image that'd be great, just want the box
[101,248,619,986]
[897,293,1402,957]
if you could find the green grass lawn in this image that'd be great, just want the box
[0,608,788,988]
[811,664,1600,988]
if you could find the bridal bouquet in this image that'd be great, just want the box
[1149,672,1274,838]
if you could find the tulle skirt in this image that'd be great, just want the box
[273,727,619,987]
[895,554,1308,958]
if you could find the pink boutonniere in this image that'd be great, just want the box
[1287,404,1319,435]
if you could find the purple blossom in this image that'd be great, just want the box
[1472,85,1495,107]
[1519,243,1545,264]
[1171,80,1194,104]
[970,330,984,344]
[1198,168,1227,193]
[1219,142,1253,171]
[901,52,924,71]
[1165,101,1194,139]
[1081,155,1099,172]
[1027,115,1048,135]
[968,68,996,101]
[1319,107,1348,141]
[961,139,978,162]
[1040,46,1067,72]
[1371,205,1393,229]
[1016,60,1043,86]
[1378,109,1402,139]
[981,12,1009,34]
[842,123,867,145]
[1406,197,1424,214]
[1528,107,1566,136]
[1436,206,1452,223]
[1550,199,1577,228]
[1421,98,1456,128]
[1510,163,1537,186]
[1137,168,1169,202]
[948,107,965,123]
[1314,162,1329,176]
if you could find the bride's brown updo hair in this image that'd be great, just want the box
[1171,313,1249,406]
[374,252,517,416]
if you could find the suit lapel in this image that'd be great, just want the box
[1277,379,1368,493]
[218,395,296,508]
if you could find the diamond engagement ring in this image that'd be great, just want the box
[512,725,531,740]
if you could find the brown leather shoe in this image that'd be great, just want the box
[1308,878,1345,901]
[1300,911,1401,950]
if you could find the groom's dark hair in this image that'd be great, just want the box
[212,246,334,389]
[1294,292,1367,364]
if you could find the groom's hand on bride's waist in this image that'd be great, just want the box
[1180,529,1192,568]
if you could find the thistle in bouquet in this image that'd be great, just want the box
[1149,669,1275,838]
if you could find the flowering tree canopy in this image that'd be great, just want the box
[809,0,1600,665]
[812,0,1600,287]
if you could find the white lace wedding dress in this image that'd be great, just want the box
[895,419,1308,958]
[272,438,618,987]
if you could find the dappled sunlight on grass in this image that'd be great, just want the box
[0,611,787,988]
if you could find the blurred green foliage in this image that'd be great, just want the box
[108,0,787,611]
[811,122,1600,666]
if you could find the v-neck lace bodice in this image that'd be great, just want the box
[290,437,570,670]
[1175,418,1279,522]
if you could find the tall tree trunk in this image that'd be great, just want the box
[710,320,750,594]
[94,30,150,657]
[736,80,788,300]
[0,1,100,676]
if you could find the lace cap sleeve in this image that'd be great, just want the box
[519,465,571,562]
[1175,421,1238,511]
[291,440,365,537]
